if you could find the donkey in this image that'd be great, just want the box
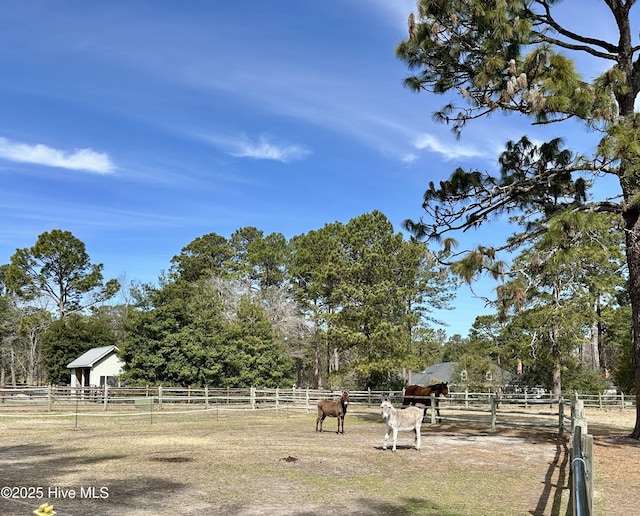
[315,391,349,434]
[380,399,424,451]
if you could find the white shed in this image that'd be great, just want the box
[67,345,124,388]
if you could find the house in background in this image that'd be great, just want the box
[409,361,514,388]
[67,345,124,388]
[409,362,458,386]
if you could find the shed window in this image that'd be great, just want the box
[100,376,116,387]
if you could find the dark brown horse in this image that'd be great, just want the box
[402,382,449,423]
[316,391,349,434]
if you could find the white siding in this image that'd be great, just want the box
[90,353,124,386]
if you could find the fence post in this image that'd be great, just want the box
[490,394,497,430]
[570,421,592,516]
[158,385,163,410]
[205,386,209,408]
[558,399,564,436]
[430,393,436,425]
[621,392,625,411]
[465,389,469,409]
[572,399,587,434]
[103,384,109,411]
[250,386,256,409]
[368,387,372,407]
[48,384,53,413]
[306,387,310,413]
[276,387,280,411]
[570,398,591,516]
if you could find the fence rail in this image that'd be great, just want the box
[0,385,632,419]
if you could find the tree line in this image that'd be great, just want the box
[0,208,631,396]
[0,213,455,389]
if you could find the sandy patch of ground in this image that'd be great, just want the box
[0,405,636,515]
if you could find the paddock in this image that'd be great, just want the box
[1,405,637,515]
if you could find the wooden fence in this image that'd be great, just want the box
[0,385,632,422]
[568,399,593,516]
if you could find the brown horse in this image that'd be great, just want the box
[316,391,349,434]
[402,382,449,423]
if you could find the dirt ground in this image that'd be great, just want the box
[0,405,637,515]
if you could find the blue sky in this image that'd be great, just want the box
[0,1,629,336]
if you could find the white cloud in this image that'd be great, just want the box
[204,134,311,163]
[401,152,418,164]
[0,137,115,174]
[412,133,489,161]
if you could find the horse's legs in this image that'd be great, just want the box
[383,427,390,450]
[316,413,326,432]
[337,415,343,434]
[415,422,422,450]
[392,428,398,452]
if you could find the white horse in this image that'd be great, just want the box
[380,400,424,451]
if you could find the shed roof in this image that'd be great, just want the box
[67,345,118,369]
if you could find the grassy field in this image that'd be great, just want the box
[0,404,637,515]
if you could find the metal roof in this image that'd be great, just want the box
[67,345,118,369]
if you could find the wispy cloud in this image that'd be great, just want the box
[401,152,418,164]
[0,137,115,174]
[354,0,416,31]
[203,133,311,163]
[412,133,489,161]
